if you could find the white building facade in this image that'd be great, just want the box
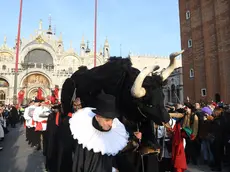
[0,20,183,104]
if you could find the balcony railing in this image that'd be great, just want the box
[21,62,54,71]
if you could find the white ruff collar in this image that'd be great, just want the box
[69,107,129,156]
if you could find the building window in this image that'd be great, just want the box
[186,10,190,20]
[2,65,6,70]
[171,84,176,103]
[0,90,5,101]
[189,68,194,78]
[177,87,180,103]
[188,39,192,48]
[201,88,206,97]
[167,89,170,102]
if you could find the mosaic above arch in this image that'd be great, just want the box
[0,78,9,87]
[22,73,50,88]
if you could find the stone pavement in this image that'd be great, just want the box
[0,125,229,172]
[0,125,45,172]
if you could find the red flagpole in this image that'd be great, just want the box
[15,0,23,73]
[13,0,23,104]
[94,0,97,67]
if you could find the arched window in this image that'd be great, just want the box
[171,84,176,103]
[68,67,73,74]
[190,68,194,78]
[0,78,9,87]
[167,88,170,102]
[2,65,6,70]
[188,39,192,48]
[176,87,180,103]
[186,10,191,20]
[0,90,6,101]
[24,49,54,66]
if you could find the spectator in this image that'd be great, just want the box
[0,105,4,150]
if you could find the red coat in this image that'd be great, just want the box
[172,123,187,172]
[37,88,43,100]
[51,96,56,104]
[18,90,25,104]
[54,87,59,99]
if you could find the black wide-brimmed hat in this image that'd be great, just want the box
[91,93,119,119]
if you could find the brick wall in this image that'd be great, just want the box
[179,0,230,103]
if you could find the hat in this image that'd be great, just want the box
[217,102,224,108]
[201,107,212,115]
[184,102,196,112]
[34,98,41,103]
[51,104,61,110]
[91,93,119,119]
[211,102,217,107]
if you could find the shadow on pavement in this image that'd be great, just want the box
[0,124,45,172]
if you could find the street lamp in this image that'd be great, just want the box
[13,0,23,104]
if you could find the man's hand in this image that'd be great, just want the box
[207,115,214,121]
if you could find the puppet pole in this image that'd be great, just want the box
[13,0,23,104]
[94,0,97,67]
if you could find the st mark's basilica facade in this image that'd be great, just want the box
[0,20,183,105]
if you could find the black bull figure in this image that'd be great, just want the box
[61,50,184,145]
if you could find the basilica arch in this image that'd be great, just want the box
[24,49,53,65]
[0,78,9,104]
[20,72,51,100]
[19,42,57,63]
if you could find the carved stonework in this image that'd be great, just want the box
[35,35,45,44]
[22,74,50,88]
[0,52,13,62]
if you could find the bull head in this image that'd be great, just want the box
[130,50,184,124]
[131,65,160,98]
[131,50,184,98]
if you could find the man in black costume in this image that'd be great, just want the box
[69,93,129,172]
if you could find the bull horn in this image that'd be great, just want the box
[161,50,184,81]
[131,65,160,98]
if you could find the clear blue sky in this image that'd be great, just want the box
[0,0,181,57]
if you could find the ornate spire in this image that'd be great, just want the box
[70,40,73,49]
[39,19,42,30]
[59,32,63,42]
[3,35,7,45]
[53,25,56,35]
[81,35,85,44]
[85,40,91,53]
[104,37,109,46]
[47,14,53,35]
[99,45,103,55]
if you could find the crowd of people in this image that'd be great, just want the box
[157,101,230,172]
[1,96,230,172]
[0,104,24,150]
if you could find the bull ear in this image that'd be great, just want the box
[161,50,184,81]
[131,65,159,98]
